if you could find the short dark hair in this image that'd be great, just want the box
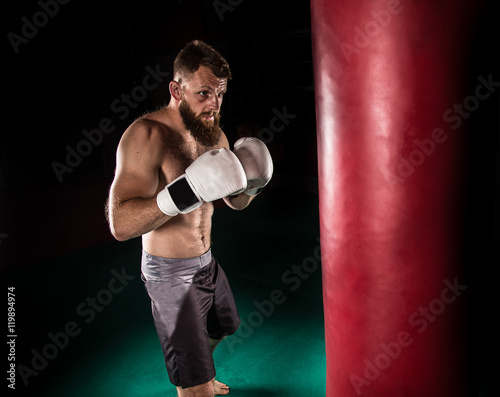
[173,40,232,84]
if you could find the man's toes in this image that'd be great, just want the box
[214,380,230,395]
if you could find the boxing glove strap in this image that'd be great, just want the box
[169,175,203,212]
[157,175,203,216]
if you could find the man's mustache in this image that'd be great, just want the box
[199,111,219,118]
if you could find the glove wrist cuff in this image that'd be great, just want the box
[244,187,264,196]
[157,175,203,216]
[156,189,179,216]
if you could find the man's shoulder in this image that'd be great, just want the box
[121,110,178,149]
[130,110,169,135]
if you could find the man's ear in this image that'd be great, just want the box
[169,80,182,101]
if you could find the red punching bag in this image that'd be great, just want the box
[311,0,484,396]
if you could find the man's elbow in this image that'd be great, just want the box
[112,230,131,242]
[106,200,134,241]
[109,220,134,242]
[109,227,127,242]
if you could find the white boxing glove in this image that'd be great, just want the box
[233,137,273,196]
[157,147,247,216]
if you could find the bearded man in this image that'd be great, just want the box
[106,40,273,397]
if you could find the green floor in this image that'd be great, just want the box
[10,190,326,396]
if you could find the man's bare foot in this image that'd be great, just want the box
[213,380,230,395]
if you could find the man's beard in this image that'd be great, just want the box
[179,97,222,147]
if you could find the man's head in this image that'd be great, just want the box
[173,40,231,85]
[170,41,231,147]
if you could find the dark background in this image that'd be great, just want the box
[2,0,500,395]
[2,0,317,268]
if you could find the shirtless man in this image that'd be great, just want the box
[106,41,273,396]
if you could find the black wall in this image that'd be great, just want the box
[2,0,316,267]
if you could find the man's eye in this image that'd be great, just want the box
[218,92,225,98]
[199,91,208,97]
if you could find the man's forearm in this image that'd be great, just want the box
[108,196,171,241]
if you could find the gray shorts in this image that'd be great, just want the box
[141,249,240,388]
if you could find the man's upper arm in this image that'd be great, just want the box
[110,122,163,203]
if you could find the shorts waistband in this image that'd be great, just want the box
[141,249,213,281]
